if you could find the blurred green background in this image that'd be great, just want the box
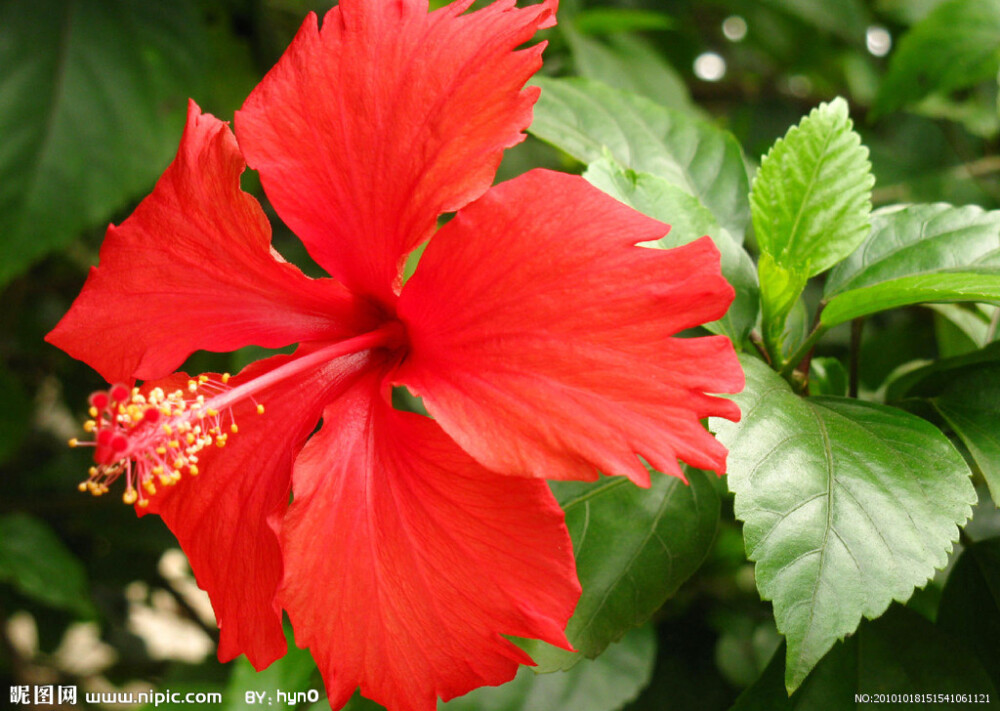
[3,0,1000,709]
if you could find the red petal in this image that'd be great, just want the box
[46,101,378,384]
[144,345,374,669]
[396,170,744,486]
[278,369,579,711]
[235,0,557,306]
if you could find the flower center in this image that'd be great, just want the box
[70,323,406,507]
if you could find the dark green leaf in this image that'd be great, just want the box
[825,204,1000,297]
[885,341,1000,402]
[938,538,1000,688]
[711,358,975,691]
[751,97,873,278]
[929,363,1000,501]
[0,0,202,284]
[822,269,1000,327]
[733,606,997,710]
[519,470,719,672]
[0,513,94,616]
[445,626,655,711]
[530,77,751,243]
[873,0,1000,117]
[808,357,849,397]
[583,157,759,342]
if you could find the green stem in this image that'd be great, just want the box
[778,323,828,380]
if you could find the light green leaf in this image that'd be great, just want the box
[758,254,810,355]
[825,203,1000,297]
[583,157,758,342]
[884,340,1000,402]
[444,626,655,711]
[530,77,751,243]
[752,97,874,278]
[732,606,996,710]
[711,358,975,692]
[564,29,698,115]
[0,0,202,284]
[518,470,719,672]
[873,0,1000,117]
[808,357,849,397]
[822,270,1000,327]
[0,513,94,616]
[937,538,1000,688]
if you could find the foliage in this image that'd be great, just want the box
[5,0,1000,709]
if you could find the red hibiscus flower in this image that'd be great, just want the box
[46,0,743,709]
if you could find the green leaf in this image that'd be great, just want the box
[0,0,202,284]
[928,363,1000,502]
[564,30,698,115]
[444,626,655,711]
[0,513,94,616]
[583,157,759,342]
[825,204,1000,297]
[873,0,1000,118]
[820,203,1000,326]
[518,470,719,672]
[938,539,1000,689]
[572,8,674,34]
[808,357,849,397]
[822,269,1000,327]
[758,254,810,356]
[751,97,874,279]
[733,606,997,710]
[223,625,317,711]
[530,77,751,243]
[885,341,1000,402]
[711,358,975,692]
[758,0,871,43]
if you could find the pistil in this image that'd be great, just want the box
[70,323,404,506]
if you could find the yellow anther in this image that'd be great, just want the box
[256,404,265,415]
[222,373,231,383]
[163,424,173,435]
[88,466,98,477]
[216,439,226,448]
[144,481,157,495]
[78,482,88,492]
[89,406,99,418]
[123,490,138,505]
[173,458,185,469]
[186,433,196,445]
[169,440,180,449]
[189,465,199,476]
[139,499,149,508]
[68,438,79,448]
[83,420,96,432]
[155,446,167,455]
[207,408,219,417]
[230,424,238,434]
[171,470,182,482]
[188,380,198,392]
[152,465,164,475]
